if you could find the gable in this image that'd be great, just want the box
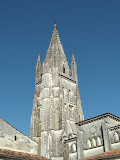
[0,119,38,154]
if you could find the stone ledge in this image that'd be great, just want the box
[76,113,120,126]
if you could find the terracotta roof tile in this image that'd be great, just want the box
[0,148,49,160]
[80,149,120,160]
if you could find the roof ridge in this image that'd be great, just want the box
[76,112,120,126]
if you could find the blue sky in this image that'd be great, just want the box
[0,0,120,136]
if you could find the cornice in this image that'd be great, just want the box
[59,72,76,83]
[64,136,76,143]
[109,124,120,131]
[76,113,120,126]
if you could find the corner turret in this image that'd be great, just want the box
[71,53,78,80]
[35,55,42,83]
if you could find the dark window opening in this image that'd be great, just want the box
[63,66,65,73]
[14,136,17,141]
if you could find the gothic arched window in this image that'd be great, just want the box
[71,143,76,153]
[87,140,91,149]
[92,138,96,148]
[69,91,73,102]
[14,136,17,141]
[114,132,119,142]
[97,137,102,146]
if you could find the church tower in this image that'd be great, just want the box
[30,23,84,160]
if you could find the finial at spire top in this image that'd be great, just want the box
[36,54,41,69]
[72,52,75,57]
[54,19,57,28]
[37,54,40,61]
[72,52,75,61]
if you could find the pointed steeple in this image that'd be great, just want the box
[72,53,75,61]
[43,23,69,75]
[31,24,84,158]
[35,54,41,82]
[71,53,78,80]
[46,23,66,61]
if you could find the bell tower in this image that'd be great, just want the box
[30,23,84,160]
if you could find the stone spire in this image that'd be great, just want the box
[46,23,66,60]
[30,54,41,137]
[43,23,69,75]
[71,53,78,80]
[35,55,41,83]
[31,24,84,159]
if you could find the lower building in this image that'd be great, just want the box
[0,118,48,160]
[0,113,120,160]
[64,113,120,160]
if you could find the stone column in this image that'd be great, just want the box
[64,143,69,160]
[101,120,111,152]
[77,128,84,159]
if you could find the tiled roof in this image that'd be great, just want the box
[80,149,120,160]
[0,148,49,160]
[76,113,120,126]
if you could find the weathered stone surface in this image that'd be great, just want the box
[0,119,38,154]
[30,24,120,160]
[65,113,120,160]
[30,23,84,159]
